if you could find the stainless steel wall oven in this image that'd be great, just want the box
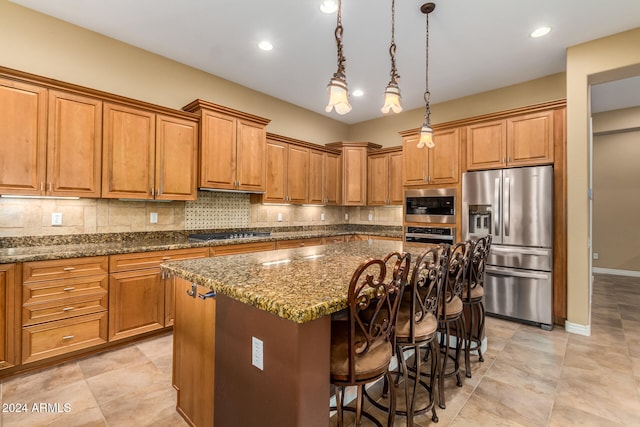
[404,188,456,224]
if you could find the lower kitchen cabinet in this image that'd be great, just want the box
[108,248,208,340]
[21,256,109,364]
[1,264,18,370]
[275,237,324,249]
[173,277,215,427]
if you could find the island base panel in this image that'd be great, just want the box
[215,294,331,427]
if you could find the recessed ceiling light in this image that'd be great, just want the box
[352,89,364,97]
[258,40,273,51]
[320,0,338,14]
[530,26,551,38]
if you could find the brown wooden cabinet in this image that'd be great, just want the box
[466,110,554,170]
[1,264,18,370]
[173,277,216,427]
[402,128,460,186]
[309,149,342,206]
[183,100,270,193]
[275,237,324,249]
[102,103,198,200]
[326,141,382,206]
[264,135,310,204]
[0,78,102,197]
[367,147,403,206]
[109,248,208,340]
[21,256,109,364]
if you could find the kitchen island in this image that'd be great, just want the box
[161,239,418,427]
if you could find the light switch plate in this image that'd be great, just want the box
[51,212,62,226]
[321,212,325,221]
[277,213,283,222]
[150,212,158,224]
[344,213,349,221]
[368,212,373,221]
[252,337,264,370]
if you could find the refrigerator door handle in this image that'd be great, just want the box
[504,176,511,237]
[494,177,500,237]
[486,265,549,280]
[490,246,551,256]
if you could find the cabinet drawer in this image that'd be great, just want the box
[23,274,108,305]
[23,256,108,283]
[23,293,108,326]
[276,238,325,249]
[109,248,209,272]
[22,312,108,364]
[210,242,275,256]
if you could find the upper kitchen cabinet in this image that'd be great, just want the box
[102,102,198,200]
[309,148,341,206]
[0,77,102,197]
[367,147,403,206]
[466,109,554,170]
[263,134,309,204]
[327,141,382,206]
[401,127,460,186]
[183,100,270,193]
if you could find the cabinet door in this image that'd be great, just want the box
[173,278,215,427]
[324,152,340,205]
[47,90,102,197]
[402,135,428,185]
[199,110,236,190]
[507,111,554,166]
[367,153,389,206]
[308,150,325,205]
[102,103,156,199]
[0,78,47,195]
[466,119,506,170]
[1,264,18,370]
[155,114,198,200]
[108,269,165,341]
[429,128,460,184]
[388,151,404,205]
[264,139,287,203]
[342,146,367,206]
[286,145,309,204]
[236,119,266,192]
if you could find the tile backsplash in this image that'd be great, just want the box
[0,191,401,237]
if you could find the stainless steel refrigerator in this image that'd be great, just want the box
[462,165,553,329]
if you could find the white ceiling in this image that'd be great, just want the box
[9,0,640,124]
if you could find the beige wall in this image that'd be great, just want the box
[566,28,640,328]
[348,73,567,147]
[0,0,347,145]
[592,107,640,272]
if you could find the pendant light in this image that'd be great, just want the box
[325,0,352,115]
[381,0,402,114]
[417,2,436,149]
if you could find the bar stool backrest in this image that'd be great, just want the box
[465,235,491,302]
[441,241,471,319]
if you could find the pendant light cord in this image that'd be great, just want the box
[389,0,399,83]
[423,7,431,127]
[333,0,346,80]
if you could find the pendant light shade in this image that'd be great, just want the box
[325,0,352,115]
[381,0,402,114]
[418,2,436,148]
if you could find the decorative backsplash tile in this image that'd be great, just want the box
[185,191,250,230]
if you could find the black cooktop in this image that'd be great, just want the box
[188,231,271,241]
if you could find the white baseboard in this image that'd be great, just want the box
[592,267,640,278]
[565,321,591,336]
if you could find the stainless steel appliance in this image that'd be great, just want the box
[462,165,553,329]
[404,226,455,245]
[404,188,456,224]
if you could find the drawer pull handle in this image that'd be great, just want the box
[62,335,74,340]
[62,307,74,312]
[63,267,75,271]
[63,287,75,291]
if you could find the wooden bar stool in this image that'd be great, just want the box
[330,251,410,427]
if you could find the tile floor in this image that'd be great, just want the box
[2,273,639,426]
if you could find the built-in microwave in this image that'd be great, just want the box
[404,188,456,224]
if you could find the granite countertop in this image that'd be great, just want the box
[162,240,426,324]
[0,227,402,264]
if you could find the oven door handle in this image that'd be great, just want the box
[405,233,454,241]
